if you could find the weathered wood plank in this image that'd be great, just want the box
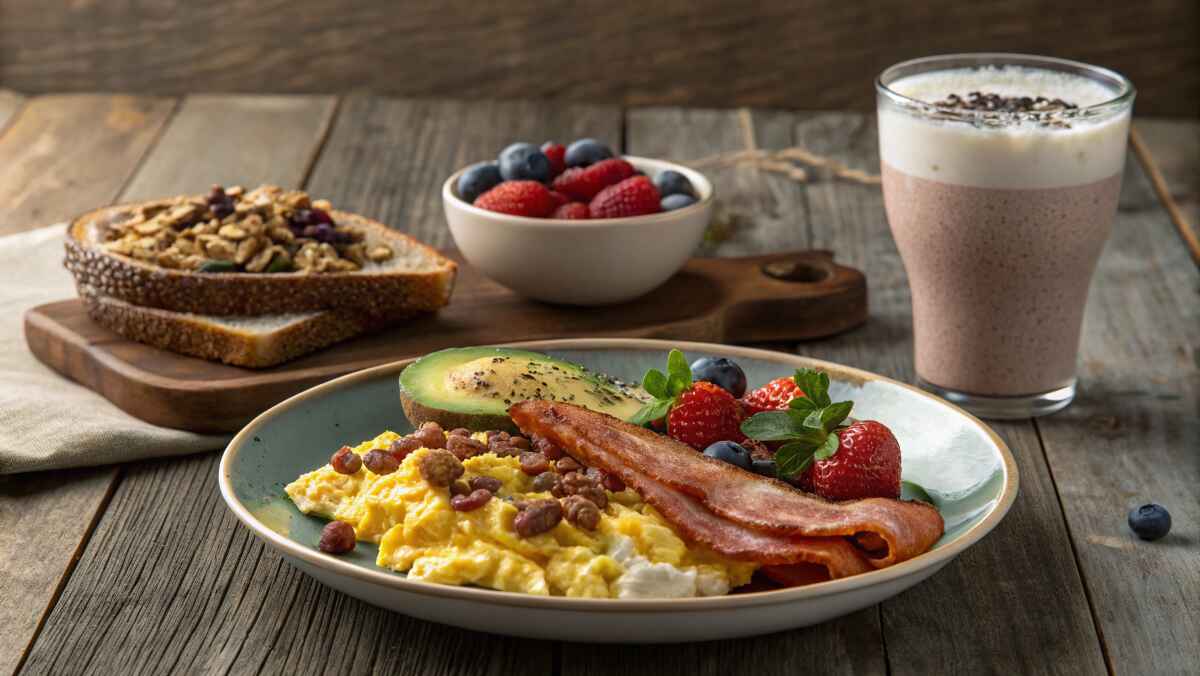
[0,93,174,676]
[123,95,337,202]
[0,0,1196,116]
[1133,119,1200,264]
[20,97,621,675]
[0,89,25,133]
[0,95,176,235]
[1032,148,1200,674]
[14,94,337,675]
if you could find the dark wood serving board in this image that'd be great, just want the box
[25,250,866,433]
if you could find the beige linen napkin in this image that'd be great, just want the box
[0,225,228,474]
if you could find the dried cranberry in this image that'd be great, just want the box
[330,446,361,474]
[519,451,550,476]
[447,434,486,460]
[309,208,334,225]
[555,457,582,473]
[319,521,356,554]
[469,476,503,494]
[413,422,447,449]
[513,499,562,537]
[532,434,564,460]
[601,472,626,492]
[531,471,559,493]
[562,495,601,530]
[451,488,493,512]
[389,436,422,461]
[448,428,471,437]
[363,449,399,475]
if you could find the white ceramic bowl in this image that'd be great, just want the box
[442,156,714,306]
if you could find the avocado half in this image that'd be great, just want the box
[398,347,649,433]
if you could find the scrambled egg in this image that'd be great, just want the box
[285,431,757,598]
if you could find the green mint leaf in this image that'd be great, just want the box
[666,349,692,396]
[775,441,817,478]
[792,369,832,407]
[788,396,818,413]
[630,398,673,426]
[740,411,802,441]
[642,369,668,399]
[813,431,839,460]
[803,408,825,430]
[901,480,936,505]
[820,401,854,430]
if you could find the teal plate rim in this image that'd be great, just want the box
[218,338,1019,613]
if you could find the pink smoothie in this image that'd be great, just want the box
[877,64,1132,398]
[882,166,1120,395]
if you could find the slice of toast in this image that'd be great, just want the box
[78,290,372,368]
[65,203,457,317]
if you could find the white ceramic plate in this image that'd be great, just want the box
[219,339,1018,643]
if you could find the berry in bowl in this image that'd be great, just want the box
[442,138,713,306]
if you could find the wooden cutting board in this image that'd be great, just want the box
[25,250,866,433]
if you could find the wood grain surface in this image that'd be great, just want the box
[1134,119,1200,264]
[1032,150,1200,673]
[0,1,1196,117]
[0,93,174,676]
[4,95,1197,675]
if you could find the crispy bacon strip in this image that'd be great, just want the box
[535,410,872,576]
[510,401,944,569]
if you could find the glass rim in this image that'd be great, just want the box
[875,53,1135,121]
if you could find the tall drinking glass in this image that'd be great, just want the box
[876,54,1134,418]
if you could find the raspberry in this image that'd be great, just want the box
[541,142,567,178]
[548,190,570,207]
[551,202,590,219]
[742,377,806,416]
[588,176,661,219]
[552,158,636,202]
[667,381,745,451]
[473,181,556,218]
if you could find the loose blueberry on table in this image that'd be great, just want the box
[1128,503,1171,541]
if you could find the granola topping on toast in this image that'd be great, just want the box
[99,185,394,273]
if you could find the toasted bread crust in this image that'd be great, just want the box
[65,204,457,317]
[79,292,377,368]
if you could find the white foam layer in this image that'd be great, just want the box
[879,66,1130,189]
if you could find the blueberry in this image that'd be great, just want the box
[457,162,503,203]
[564,138,614,167]
[1128,503,1172,540]
[703,441,752,470]
[654,169,696,198]
[661,193,698,211]
[750,458,777,478]
[690,357,747,397]
[498,143,552,181]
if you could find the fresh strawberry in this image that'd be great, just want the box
[741,368,901,500]
[742,377,806,416]
[631,349,745,451]
[667,381,744,450]
[551,202,590,219]
[541,142,567,178]
[589,175,661,219]
[552,158,635,201]
[548,190,570,207]
[801,421,901,500]
[474,180,556,217]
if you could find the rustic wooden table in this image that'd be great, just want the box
[0,93,1196,676]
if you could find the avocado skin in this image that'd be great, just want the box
[399,391,519,434]
[397,347,645,433]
